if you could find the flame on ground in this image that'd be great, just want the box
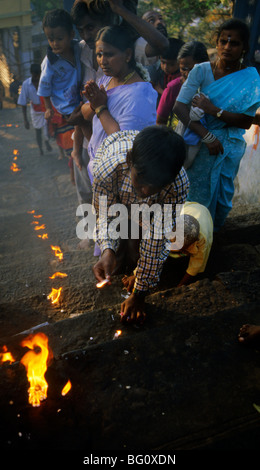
[38,233,48,239]
[34,224,46,231]
[10,162,21,172]
[33,215,42,219]
[0,345,15,365]
[48,287,62,304]
[20,333,53,407]
[13,149,19,155]
[27,210,35,214]
[51,245,63,261]
[61,380,72,396]
[49,272,67,279]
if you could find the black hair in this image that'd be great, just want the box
[130,125,186,187]
[216,18,250,53]
[177,40,209,63]
[96,25,136,69]
[71,0,116,27]
[30,63,41,75]
[161,38,185,61]
[42,9,74,33]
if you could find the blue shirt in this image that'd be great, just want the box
[38,40,82,115]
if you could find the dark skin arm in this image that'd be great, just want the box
[108,0,169,57]
[173,100,224,156]
[92,250,146,325]
[192,93,254,130]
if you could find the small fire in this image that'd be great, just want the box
[51,245,63,261]
[13,149,19,155]
[27,210,35,214]
[49,272,67,279]
[113,330,122,340]
[96,279,110,289]
[33,214,43,219]
[34,224,46,231]
[47,287,62,304]
[0,345,15,365]
[61,380,72,396]
[31,221,39,225]
[38,233,48,239]
[10,162,21,172]
[20,333,53,407]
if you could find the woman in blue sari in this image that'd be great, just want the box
[174,19,260,231]
[80,25,157,183]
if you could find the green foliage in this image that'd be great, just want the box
[138,0,233,47]
[31,0,64,20]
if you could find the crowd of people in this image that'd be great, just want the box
[17,0,260,326]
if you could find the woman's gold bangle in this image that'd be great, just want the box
[95,105,108,118]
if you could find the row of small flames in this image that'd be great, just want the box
[0,177,71,407]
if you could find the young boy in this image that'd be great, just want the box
[122,201,213,292]
[148,37,184,105]
[18,63,52,155]
[38,9,88,164]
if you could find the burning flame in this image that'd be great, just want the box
[96,279,110,289]
[113,330,122,340]
[49,272,67,279]
[20,333,52,407]
[38,233,48,239]
[51,245,63,261]
[61,380,72,396]
[10,162,21,172]
[31,221,39,225]
[33,214,43,219]
[48,287,62,304]
[13,149,19,155]
[0,345,15,364]
[27,210,35,214]
[34,224,46,231]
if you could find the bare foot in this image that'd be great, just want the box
[238,324,260,345]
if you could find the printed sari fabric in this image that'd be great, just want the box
[177,63,260,230]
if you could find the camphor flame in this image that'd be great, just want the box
[33,215,42,219]
[51,245,63,261]
[13,149,19,155]
[49,272,67,279]
[10,162,21,172]
[38,233,48,239]
[61,380,72,396]
[34,224,46,231]
[0,345,15,365]
[20,333,53,407]
[27,210,35,214]
[47,287,62,304]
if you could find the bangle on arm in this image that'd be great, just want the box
[95,105,108,118]
[201,131,217,143]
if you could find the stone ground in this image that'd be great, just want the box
[0,104,260,460]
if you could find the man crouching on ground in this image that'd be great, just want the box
[92,125,189,325]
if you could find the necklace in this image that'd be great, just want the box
[106,70,135,89]
[122,70,135,84]
[213,58,241,77]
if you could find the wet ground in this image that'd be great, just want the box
[0,105,260,461]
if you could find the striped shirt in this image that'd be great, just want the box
[93,130,189,292]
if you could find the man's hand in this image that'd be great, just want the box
[92,248,117,284]
[120,292,146,325]
[122,274,135,293]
